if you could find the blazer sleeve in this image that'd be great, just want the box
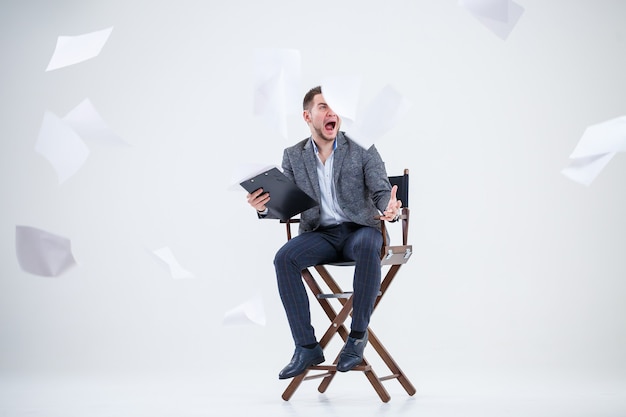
[364,145,392,213]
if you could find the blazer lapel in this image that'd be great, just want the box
[332,132,348,185]
[302,138,321,201]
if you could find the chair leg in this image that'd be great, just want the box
[363,368,392,403]
[367,328,417,396]
[282,372,308,401]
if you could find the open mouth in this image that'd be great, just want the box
[324,121,336,131]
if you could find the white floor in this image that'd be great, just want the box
[2,370,625,417]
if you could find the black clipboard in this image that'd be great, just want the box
[240,167,318,220]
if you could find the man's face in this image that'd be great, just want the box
[303,94,341,142]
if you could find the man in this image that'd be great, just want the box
[247,86,401,379]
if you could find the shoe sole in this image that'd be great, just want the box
[311,355,325,366]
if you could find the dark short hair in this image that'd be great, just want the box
[303,86,322,111]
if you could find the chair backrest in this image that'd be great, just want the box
[388,169,409,209]
[379,169,410,251]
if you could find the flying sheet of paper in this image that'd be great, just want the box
[459,0,524,40]
[561,153,616,186]
[459,0,509,22]
[152,246,195,279]
[568,116,626,158]
[15,225,77,277]
[561,116,626,186]
[63,98,127,145]
[35,110,90,184]
[255,70,289,139]
[346,84,412,149]
[222,295,266,326]
[46,27,113,71]
[253,48,301,139]
[228,163,278,191]
[320,75,362,123]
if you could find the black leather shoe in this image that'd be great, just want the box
[278,344,325,379]
[337,332,368,372]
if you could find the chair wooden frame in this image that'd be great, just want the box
[280,169,416,402]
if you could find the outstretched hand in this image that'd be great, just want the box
[380,185,402,222]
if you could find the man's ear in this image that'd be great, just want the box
[302,109,311,123]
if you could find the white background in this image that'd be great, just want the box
[1,0,625,413]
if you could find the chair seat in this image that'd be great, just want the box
[327,260,356,267]
[326,244,413,267]
[317,290,382,299]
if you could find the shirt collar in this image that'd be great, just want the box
[310,137,337,155]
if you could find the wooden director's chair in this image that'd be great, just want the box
[280,169,416,402]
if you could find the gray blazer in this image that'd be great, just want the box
[266,132,392,234]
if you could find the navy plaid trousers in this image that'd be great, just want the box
[274,222,383,346]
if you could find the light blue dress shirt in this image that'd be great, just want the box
[311,138,351,226]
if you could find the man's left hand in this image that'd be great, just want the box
[381,185,402,222]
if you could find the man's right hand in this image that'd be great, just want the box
[247,188,270,212]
